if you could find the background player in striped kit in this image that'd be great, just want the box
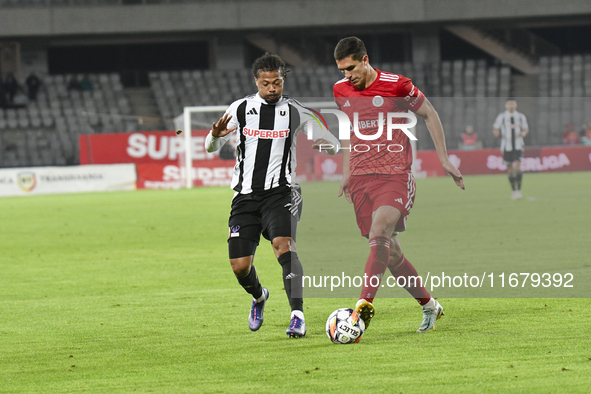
[205,53,339,338]
[493,99,529,200]
[332,37,464,334]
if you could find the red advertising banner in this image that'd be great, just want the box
[314,146,591,178]
[80,130,326,188]
[135,132,324,189]
[81,130,591,189]
[79,130,218,165]
[136,160,235,189]
[414,146,591,177]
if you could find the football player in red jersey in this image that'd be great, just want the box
[332,37,464,333]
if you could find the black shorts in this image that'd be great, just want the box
[503,150,523,165]
[228,185,303,258]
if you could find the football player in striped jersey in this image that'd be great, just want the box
[206,53,339,338]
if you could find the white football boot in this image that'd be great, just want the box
[417,299,444,333]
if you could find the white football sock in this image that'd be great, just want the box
[291,310,305,321]
[422,298,436,310]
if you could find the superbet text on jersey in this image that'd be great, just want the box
[333,70,425,176]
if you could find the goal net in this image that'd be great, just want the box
[173,101,417,189]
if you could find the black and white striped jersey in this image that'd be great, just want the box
[493,110,529,152]
[205,93,339,195]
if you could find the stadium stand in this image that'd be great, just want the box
[0,73,134,167]
[536,55,591,146]
[2,54,591,167]
[149,60,512,150]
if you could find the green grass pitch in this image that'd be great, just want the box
[1,172,590,393]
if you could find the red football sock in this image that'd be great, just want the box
[388,254,431,306]
[359,236,390,303]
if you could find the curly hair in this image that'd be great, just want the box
[334,36,367,61]
[252,53,287,78]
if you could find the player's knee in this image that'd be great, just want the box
[272,237,292,257]
[371,225,388,238]
[230,258,251,277]
[273,242,291,256]
[370,207,401,238]
[370,220,397,238]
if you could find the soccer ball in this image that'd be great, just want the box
[326,308,365,344]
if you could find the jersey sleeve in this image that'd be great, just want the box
[493,113,503,129]
[396,76,425,111]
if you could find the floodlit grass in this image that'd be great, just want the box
[1,172,590,393]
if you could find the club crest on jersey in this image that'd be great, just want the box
[372,95,384,107]
[277,109,288,118]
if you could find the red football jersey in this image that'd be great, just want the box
[333,69,425,176]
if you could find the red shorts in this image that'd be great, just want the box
[348,172,416,237]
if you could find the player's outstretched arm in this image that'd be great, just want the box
[205,113,237,153]
[415,98,465,190]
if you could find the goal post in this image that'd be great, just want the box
[175,101,417,189]
[174,105,226,189]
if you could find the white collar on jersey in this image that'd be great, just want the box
[255,92,285,105]
[504,110,519,117]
